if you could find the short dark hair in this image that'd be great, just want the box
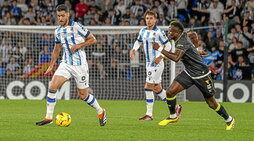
[56,4,69,12]
[144,9,157,19]
[170,21,184,33]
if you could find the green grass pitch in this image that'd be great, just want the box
[0,100,253,141]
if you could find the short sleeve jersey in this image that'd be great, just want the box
[54,21,90,66]
[175,33,209,77]
[136,26,169,67]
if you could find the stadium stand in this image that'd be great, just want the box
[0,0,254,81]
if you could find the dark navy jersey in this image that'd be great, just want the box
[175,33,210,77]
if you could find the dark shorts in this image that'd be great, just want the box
[175,71,216,98]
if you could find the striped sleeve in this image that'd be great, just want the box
[75,22,90,38]
[157,29,169,45]
[137,28,145,42]
[54,27,61,44]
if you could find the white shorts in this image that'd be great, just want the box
[146,62,164,84]
[54,63,89,89]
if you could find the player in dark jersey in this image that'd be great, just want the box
[153,21,235,130]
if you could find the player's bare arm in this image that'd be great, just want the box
[153,42,184,62]
[129,49,136,60]
[153,55,163,64]
[45,43,61,75]
[70,33,97,53]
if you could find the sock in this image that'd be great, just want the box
[145,89,154,116]
[84,94,103,114]
[214,104,230,121]
[155,89,166,102]
[45,89,57,119]
[166,96,177,118]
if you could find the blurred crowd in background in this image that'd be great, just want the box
[0,0,254,80]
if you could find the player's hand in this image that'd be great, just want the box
[154,56,163,64]
[198,50,209,56]
[130,49,136,60]
[45,65,54,75]
[71,44,81,53]
[153,42,160,50]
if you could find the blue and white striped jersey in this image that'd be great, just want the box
[54,21,90,66]
[136,26,169,67]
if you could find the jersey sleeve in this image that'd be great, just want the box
[54,28,61,44]
[136,28,145,42]
[75,22,90,38]
[175,41,189,52]
[157,29,169,45]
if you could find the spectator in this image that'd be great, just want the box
[0,38,12,64]
[17,0,28,15]
[245,0,254,12]
[38,45,51,64]
[227,27,239,43]
[2,12,17,25]
[192,0,235,25]
[75,0,89,18]
[115,0,126,16]
[175,0,188,21]
[11,0,22,23]
[1,0,12,16]
[234,56,252,80]
[165,0,178,22]
[157,13,169,26]
[228,37,238,52]
[130,0,146,17]
[225,0,241,20]
[231,41,249,63]
[88,0,101,12]
[24,7,36,24]
[192,0,210,21]
[18,17,31,25]
[129,12,138,25]
[204,31,219,51]
[11,46,23,65]
[22,58,34,74]
[6,56,22,77]
[91,42,108,78]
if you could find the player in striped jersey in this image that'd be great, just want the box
[36,4,106,126]
[130,10,181,120]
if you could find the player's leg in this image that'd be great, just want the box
[139,82,155,120]
[74,64,106,126]
[153,63,166,102]
[197,75,235,130]
[159,71,192,126]
[154,83,166,102]
[78,88,106,126]
[36,75,68,126]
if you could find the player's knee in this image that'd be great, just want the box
[78,93,88,100]
[77,89,89,100]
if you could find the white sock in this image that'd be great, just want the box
[226,116,233,122]
[145,89,154,116]
[170,113,176,119]
[155,89,166,102]
[84,94,103,114]
[45,89,57,119]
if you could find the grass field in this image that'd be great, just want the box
[0,100,253,141]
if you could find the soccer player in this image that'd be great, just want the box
[130,10,182,120]
[153,21,235,130]
[35,4,106,126]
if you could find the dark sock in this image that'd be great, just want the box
[166,96,176,115]
[215,104,229,120]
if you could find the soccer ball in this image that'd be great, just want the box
[55,112,72,127]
